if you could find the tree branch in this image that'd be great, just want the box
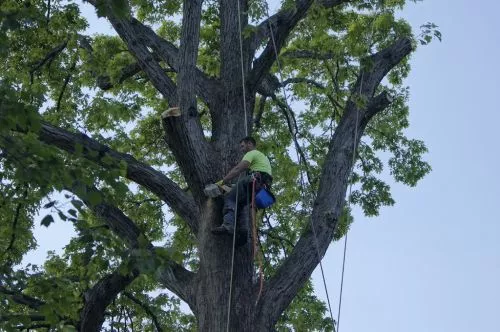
[355,37,413,97]
[0,313,46,322]
[56,60,77,113]
[157,0,217,198]
[254,95,267,129]
[96,62,142,90]
[107,16,178,103]
[282,49,337,60]
[281,77,326,89]
[256,37,412,328]
[123,292,163,332]
[249,0,350,88]
[87,1,217,196]
[34,121,199,233]
[79,267,139,332]
[84,0,218,104]
[71,185,196,327]
[71,184,144,248]
[29,41,67,84]
[364,91,394,121]
[131,19,220,105]
[0,285,45,310]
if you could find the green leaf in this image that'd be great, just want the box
[43,201,57,208]
[41,215,55,227]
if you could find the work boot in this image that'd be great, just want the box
[212,221,235,235]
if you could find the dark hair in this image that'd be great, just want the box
[240,136,256,146]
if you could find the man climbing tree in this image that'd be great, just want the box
[212,136,273,238]
[0,0,436,331]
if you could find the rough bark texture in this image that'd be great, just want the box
[1,1,415,331]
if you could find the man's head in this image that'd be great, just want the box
[239,136,256,153]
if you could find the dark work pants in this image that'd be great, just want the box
[222,175,254,231]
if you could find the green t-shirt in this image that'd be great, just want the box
[242,150,272,176]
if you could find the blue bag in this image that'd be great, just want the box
[255,187,276,209]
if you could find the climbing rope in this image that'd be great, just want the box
[226,3,252,329]
[237,0,249,135]
[251,177,264,305]
[263,1,338,328]
[226,173,242,332]
[337,7,379,331]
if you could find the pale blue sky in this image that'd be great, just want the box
[24,1,500,331]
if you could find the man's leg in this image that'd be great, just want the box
[213,176,251,235]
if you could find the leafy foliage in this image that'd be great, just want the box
[0,0,436,330]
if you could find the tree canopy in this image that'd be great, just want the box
[0,0,437,331]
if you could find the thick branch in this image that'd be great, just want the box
[156,0,217,198]
[84,0,218,104]
[130,20,220,105]
[96,62,142,90]
[74,192,195,330]
[249,0,349,87]
[88,1,216,195]
[355,37,413,96]
[72,184,144,248]
[364,91,393,120]
[79,268,138,332]
[257,37,412,328]
[35,121,199,232]
[0,285,45,310]
[107,17,178,103]
[281,77,326,89]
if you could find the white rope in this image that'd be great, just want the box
[337,7,379,331]
[263,2,338,329]
[237,0,249,136]
[226,173,242,332]
[225,3,249,330]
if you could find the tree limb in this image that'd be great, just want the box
[254,95,267,129]
[123,292,163,332]
[281,77,326,89]
[34,121,199,233]
[56,60,77,113]
[249,0,350,88]
[157,0,217,198]
[96,62,142,90]
[0,285,45,310]
[29,41,67,84]
[79,267,139,332]
[87,1,217,196]
[71,186,195,329]
[355,37,413,97]
[282,49,337,60]
[0,313,46,322]
[256,37,412,328]
[107,16,178,103]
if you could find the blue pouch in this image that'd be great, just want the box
[255,188,276,209]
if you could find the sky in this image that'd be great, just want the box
[23,1,500,331]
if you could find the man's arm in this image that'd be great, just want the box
[222,160,250,184]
